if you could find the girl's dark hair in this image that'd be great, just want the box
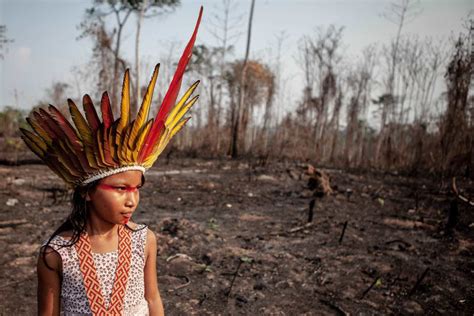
[41,174,146,269]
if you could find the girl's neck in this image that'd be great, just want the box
[86,214,118,238]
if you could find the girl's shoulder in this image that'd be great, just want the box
[42,231,73,246]
[127,221,148,232]
[127,222,155,243]
[58,230,74,240]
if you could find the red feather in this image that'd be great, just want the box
[83,94,100,131]
[138,6,203,162]
[101,92,114,128]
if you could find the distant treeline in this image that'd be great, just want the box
[1,1,472,177]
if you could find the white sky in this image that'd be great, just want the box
[0,0,471,112]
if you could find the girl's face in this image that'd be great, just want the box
[86,170,143,225]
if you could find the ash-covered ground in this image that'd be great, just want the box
[0,158,473,315]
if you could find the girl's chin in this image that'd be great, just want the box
[121,218,131,225]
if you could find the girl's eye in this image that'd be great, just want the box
[114,186,141,192]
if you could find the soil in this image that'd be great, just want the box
[0,158,473,315]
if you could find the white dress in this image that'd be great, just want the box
[47,224,149,315]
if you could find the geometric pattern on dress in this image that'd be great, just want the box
[75,225,132,315]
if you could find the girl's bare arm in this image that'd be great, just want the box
[37,247,61,316]
[144,229,164,316]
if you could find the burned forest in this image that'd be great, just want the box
[0,0,473,315]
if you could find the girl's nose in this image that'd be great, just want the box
[125,191,138,207]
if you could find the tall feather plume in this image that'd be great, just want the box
[119,69,130,132]
[126,64,159,149]
[138,83,199,164]
[38,108,85,174]
[19,128,47,157]
[69,99,104,169]
[30,112,79,178]
[165,83,200,128]
[108,121,119,164]
[26,116,52,145]
[83,94,100,131]
[32,111,56,144]
[20,127,74,183]
[138,7,203,163]
[48,104,93,173]
[101,92,114,129]
[132,119,153,161]
[46,156,75,185]
[115,70,131,164]
[20,7,203,187]
[81,95,100,168]
[101,124,115,166]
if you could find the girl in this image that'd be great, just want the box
[37,170,163,315]
[21,8,203,315]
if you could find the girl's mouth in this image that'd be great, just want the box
[122,213,132,223]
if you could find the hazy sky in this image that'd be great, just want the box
[0,0,471,111]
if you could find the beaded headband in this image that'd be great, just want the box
[20,7,203,188]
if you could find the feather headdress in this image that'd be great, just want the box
[20,7,203,188]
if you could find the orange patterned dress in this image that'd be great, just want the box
[48,224,149,315]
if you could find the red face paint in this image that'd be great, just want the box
[97,184,140,192]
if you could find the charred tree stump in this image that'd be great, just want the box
[445,199,459,234]
[339,221,348,244]
[408,267,430,297]
[414,190,419,210]
[226,260,243,297]
[308,199,315,223]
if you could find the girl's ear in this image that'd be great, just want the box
[82,187,92,201]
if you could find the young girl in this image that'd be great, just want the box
[38,170,162,315]
[21,8,203,315]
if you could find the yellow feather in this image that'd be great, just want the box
[37,153,75,184]
[57,138,86,173]
[101,127,115,167]
[142,128,172,168]
[96,128,106,166]
[120,124,135,163]
[108,126,117,163]
[141,131,166,168]
[128,64,160,148]
[21,134,46,159]
[122,120,135,153]
[119,69,130,132]
[169,117,191,139]
[167,96,198,129]
[146,117,190,168]
[166,81,199,127]
[47,161,74,184]
[27,117,52,145]
[132,119,153,161]
[69,100,92,143]
[21,128,47,153]
[69,100,105,169]
[84,146,98,169]
[54,149,82,177]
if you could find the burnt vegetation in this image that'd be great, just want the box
[0,0,473,314]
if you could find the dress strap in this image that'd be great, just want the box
[75,225,132,315]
